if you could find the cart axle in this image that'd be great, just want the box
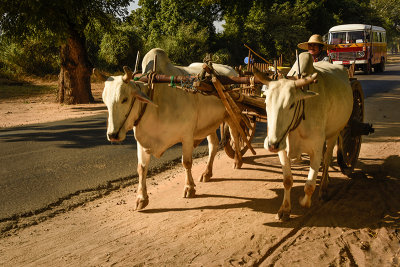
[351,120,374,136]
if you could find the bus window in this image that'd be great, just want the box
[348,31,364,43]
[373,32,379,42]
[365,32,371,42]
[330,32,346,44]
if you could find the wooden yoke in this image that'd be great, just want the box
[203,63,256,156]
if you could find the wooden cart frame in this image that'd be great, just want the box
[131,56,373,177]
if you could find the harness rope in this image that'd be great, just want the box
[114,93,136,137]
[273,97,305,147]
[113,71,154,136]
[133,72,156,126]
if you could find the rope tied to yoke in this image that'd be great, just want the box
[273,96,306,147]
[133,72,148,81]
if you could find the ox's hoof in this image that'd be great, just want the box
[199,172,212,182]
[135,197,149,210]
[183,186,196,198]
[276,209,291,221]
[299,195,311,208]
[233,161,243,169]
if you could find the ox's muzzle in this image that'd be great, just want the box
[268,142,280,153]
[264,137,280,153]
[107,132,124,143]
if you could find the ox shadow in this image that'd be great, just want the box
[142,155,400,230]
[138,187,302,218]
[265,154,400,229]
[355,154,400,180]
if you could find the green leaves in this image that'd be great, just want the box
[1,0,398,76]
[98,25,142,69]
[0,0,131,41]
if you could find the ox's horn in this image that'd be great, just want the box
[92,68,108,82]
[294,73,318,88]
[123,66,133,83]
[253,66,271,85]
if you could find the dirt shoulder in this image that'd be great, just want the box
[0,64,399,266]
[0,82,106,128]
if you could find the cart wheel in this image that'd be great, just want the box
[224,115,256,159]
[337,80,364,176]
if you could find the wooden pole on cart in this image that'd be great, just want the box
[134,51,140,74]
[244,44,270,64]
[211,75,256,156]
[225,92,255,137]
[296,49,301,79]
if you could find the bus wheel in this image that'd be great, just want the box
[374,64,380,73]
[379,59,385,72]
[363,61,372,74]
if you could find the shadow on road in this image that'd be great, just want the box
[0,115,137,149]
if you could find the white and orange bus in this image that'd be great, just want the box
[327,24,387,74]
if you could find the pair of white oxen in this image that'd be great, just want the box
[99,48,353,221]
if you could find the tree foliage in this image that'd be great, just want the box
[1,0,398,79]
[159,22,210,65]
[0,33,60,76]
[98,25,143,70]
[0,0,131,103]
[128,0,219,64]
[370,0,400,47]
[0,0,130,42]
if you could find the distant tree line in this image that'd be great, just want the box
[0,0,399,103]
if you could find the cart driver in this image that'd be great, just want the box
[298,34,333,62]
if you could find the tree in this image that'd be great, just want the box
[216,0,383,65]
[370,0,400,49]
[98,24,143,71]
[0,0,130,104]
[0,32,60,76]
[129,0,219,64]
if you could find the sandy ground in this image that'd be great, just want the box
[0,82,106,128]
[0,76,399,266]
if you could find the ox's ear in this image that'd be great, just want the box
[129,83,158,107]
[294,89,318,101]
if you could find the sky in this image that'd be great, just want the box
[128,2,139,11]
[127,1,224,32]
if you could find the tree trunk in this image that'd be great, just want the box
[58,30,94,104]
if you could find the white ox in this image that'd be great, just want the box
[141,48,243,169]
[142,48,238,77]
[254,52,353,220]
[99,56,239,210]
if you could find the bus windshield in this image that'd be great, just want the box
[348,31,364,43]
[330,31,365,44]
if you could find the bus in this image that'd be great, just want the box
[327,24,387,74]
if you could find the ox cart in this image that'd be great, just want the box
[132,57,373,177]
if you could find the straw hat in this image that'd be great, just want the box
[298,34,333,50]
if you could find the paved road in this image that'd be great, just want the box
[355,61,400,97]
[1,59,399,220]
[0,116,210,219]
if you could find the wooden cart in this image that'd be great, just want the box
[132,60,373,177]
